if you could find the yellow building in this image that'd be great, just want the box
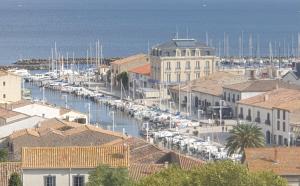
[111,54,149,86]
[150,39,219,85]
[0,70,22,104]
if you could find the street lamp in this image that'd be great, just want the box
[219,100,226,126]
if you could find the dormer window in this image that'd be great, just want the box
[176,49,181,57]
[195,49,201,56]
[186,49,191,56]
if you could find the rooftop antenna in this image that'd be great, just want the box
[176,25,179,39]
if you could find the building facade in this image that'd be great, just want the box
[111,54,149,86]
[237,88,300,146]
[150,39,218,85]
[0,70,22,104]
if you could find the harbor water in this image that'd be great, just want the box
[25,82,141,137]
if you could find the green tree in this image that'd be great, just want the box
[250,171,288,186]
[135,166,190,186]
[8,172,22,186]
[135,161,287,186]
[226,124,265,162]
[87,165,132,186]
[0,148,8,162]
[117,72,128,89]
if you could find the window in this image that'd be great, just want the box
[246,109,252,121]
[237,95,240,101]
[166,62,171,70]
[283,110,286,120]
[223,92,226,100]
[44,176,56,186]
[3,94,6,99]
[205,61,210,76]
[196,61,200,69]
[196,73,200,79]
[73,175,84,186]
[176,73,181,82]
[239,107,244,119]
[176,61,181,69]
[227,93,231,102]
[283,122,286,132]
[167,73,171,83]
[186,61,190,69]
[186,73,190,81]
[2,81,5,86]
[277,121,280,131]
[232,94,235,103]
[277,110,280,119]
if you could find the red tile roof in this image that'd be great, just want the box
[245,147,300,176]
[128,64,151,76]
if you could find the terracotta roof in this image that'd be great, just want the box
[128,64,151,76]
[107,137,204,168]
[0,108,24,119]
[245,147,300,176]
[129,164,165,180]
[111,54,147,65]
[238,88,300,109]
[224,79,300,92]
[170,72,247,96]
[38,118,82,131]
[0,162,21,186]
[21,145,129,169]
[8,124,128,161]
[274,99,300,112]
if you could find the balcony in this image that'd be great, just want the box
[255,117,261,123]
[246,115,252,121]
[265,120,271,125]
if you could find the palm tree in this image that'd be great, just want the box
[226,124,264,162]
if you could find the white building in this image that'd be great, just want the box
[238,88,300,146]
[0,70,22,104]
[150,38,218,85]
[21,146,129,186]
[169,72,246,116]
[12,102,87,124]
[0,116,45,143]
[222,79,297,117]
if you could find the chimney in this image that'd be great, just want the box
[264,94,269,102]
[164,161,169,168]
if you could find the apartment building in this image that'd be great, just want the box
[222,79,300,117]
[150,38,218,85]
[238,88,300,146]
[0,70,22,104]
